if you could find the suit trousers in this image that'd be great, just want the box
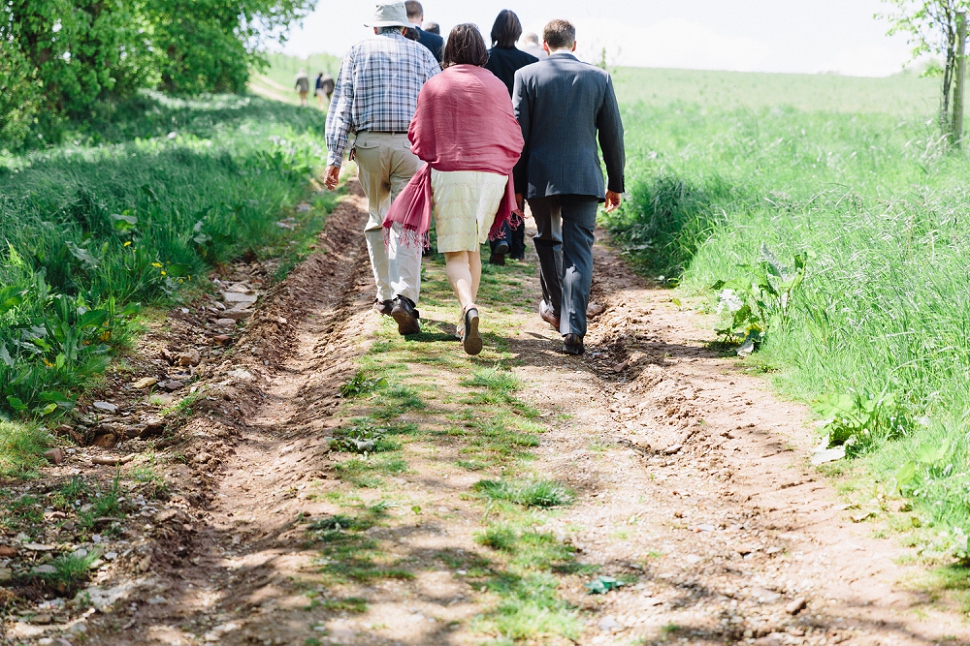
[355,132,423,304]
[490,219,526,259]
[529,195,599,338]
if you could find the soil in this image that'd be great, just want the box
[3,181,969,646]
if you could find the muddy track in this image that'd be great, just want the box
[52,184,970,646]
[74,183,375,644]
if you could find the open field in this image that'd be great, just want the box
[251,53,343,105]
[606,66,970,552]
[612,66,942,114]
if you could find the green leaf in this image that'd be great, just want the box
[109,213,138,232]
[6,396,27,412]
[916,440,948,465]
[0,285,25,315]
[65,241,99,270]
[78,309,109,329]
[166,264,190,278]
[37,403,58,416]
[895,462,918,489]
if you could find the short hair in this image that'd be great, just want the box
[522,32,540,45]
[442,23,489,69]
[543,19,575,50]
[490,9,523,48]
[424,21,440,35]
[405,1,423,20]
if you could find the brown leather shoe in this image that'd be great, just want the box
[373,299,392,316]
[538,300,560,331]
[391,296,421,335]
[562,333,585,356]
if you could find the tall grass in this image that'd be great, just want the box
[0,91,328,417]
[605,77,970,546]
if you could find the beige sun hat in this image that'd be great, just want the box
[364,3,411,28]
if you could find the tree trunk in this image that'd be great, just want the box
[954,12,967,145]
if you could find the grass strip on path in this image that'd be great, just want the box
[297,251,606,644]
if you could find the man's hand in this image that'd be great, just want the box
[515,193,524,213]
[604,190,622,213]
[324,165,340,191]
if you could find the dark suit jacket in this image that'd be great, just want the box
[415,27,444,63]
[512,52,624,201]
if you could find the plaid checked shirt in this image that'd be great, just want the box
[325,32,441,167]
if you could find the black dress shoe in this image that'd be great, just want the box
[538,300,560,331]
[373,299,392,316]
[562,333,585,355]
[391,296,421,335]
[489,240,509,266]
[462,307,482,355]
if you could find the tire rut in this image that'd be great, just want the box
[82,182,379,645]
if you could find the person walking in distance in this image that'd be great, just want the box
[383,24,523,355]
[483,9,538,266]
[295,69,310,106]
[520,32,548,60]
[315,71,335,109]
[324,3,441,335]
[512,19,625,356]
[405,1,444,63]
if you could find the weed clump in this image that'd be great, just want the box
[472,479,574,508]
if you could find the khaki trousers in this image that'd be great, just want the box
[354,131,424,304]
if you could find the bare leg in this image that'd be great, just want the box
[469,247,482,304]
[444,251,475,311]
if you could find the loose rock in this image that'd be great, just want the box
[786,597,807,615]
[132,377,157,389]
[92,401,118,414]
[177,349,201,367]
[43,448,65,465]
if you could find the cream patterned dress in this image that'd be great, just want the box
[431,169,509,253]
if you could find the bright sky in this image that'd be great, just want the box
[274,0,916,77]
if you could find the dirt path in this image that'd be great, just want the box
[33,183,969,646]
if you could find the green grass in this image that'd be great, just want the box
[611,66,942,115]
[472,479,575,508]
[604,67,970,557]
[36,549,102,595]
[0,421,48,479]
[0,90,333,471]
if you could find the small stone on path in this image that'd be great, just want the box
[786,597,807,615]
[598,615,622,632]
[132,377,157,389]
[92,401,117,413]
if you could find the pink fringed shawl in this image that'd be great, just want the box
[383,64,524,248]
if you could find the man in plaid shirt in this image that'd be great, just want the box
[324,2,440,336]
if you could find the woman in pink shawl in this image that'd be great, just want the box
[384,23,523,355]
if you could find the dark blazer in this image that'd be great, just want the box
[512,52,624,200]
[415,27,444,63]
[484,46,538,96]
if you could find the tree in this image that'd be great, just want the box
[879,0,969,140]
[0,37,43,149]
[1,0,315,147]
[145,0,314,95]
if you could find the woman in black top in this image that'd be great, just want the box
[483,9,538,264]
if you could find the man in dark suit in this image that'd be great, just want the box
[512,19,625,356]
[405,1,443,63]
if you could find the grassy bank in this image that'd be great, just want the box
[0,91,331,475]
[605,70,970,558]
